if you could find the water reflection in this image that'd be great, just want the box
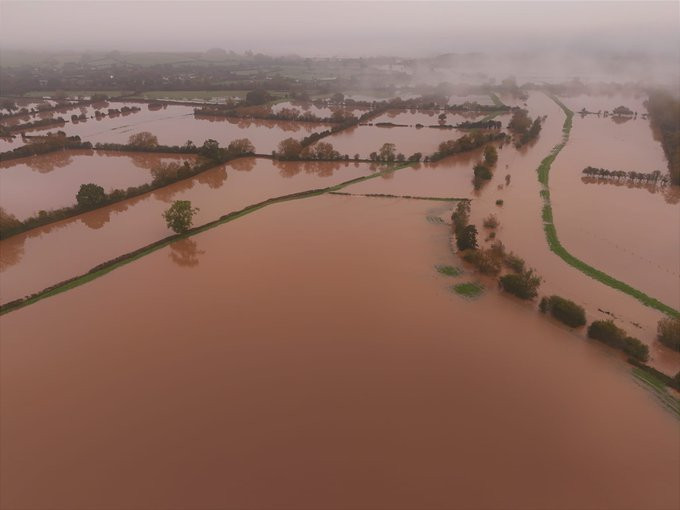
[169,238,205,268]
[228,158,256,172]
[0,236,24,271]
[24,150,80,173]
[581,176,680,204]
[196,166,228,189]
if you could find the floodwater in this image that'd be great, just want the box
[344,114,512,198]
[549,107,679,310]
[0,158,374,304]
[461,92,680,373]
[0,150,197,220]
[371,109,485,126]
[10,102,333,155]
[1,195,678,510]
[317,122,474,159]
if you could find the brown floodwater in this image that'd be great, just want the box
[12,102,333,155]
[549,107,679,310]
[0,150,197,220]
[316,120,478,159]
[0,158,374,304]
[1,194,678,510]
[459,92,680,373]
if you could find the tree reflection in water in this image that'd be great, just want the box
[169,238,205,268]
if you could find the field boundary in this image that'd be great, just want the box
[0,163,415,315]
[540,93,679,318]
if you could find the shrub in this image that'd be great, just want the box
[499,268,541,299]
[495,199,504,206]
[541,295,586,327]
[76,183,106,208]
[473,163,492,180]
[657,317,680,351]
[483,145,498,166]
[504,252,525,273]
[587,320,649,362]
[462,249,501,275]
[163,200,199,234]
[451,200,470,232]
[456,224,478,251]
[483,214,499,229]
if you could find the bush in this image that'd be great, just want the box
[541,295,586,327]
[456,224,478,251]
[499,269,541,299]
[503,252,525,273]
[483,145,498,166]
[76,183,106,208]
[587,320,649,362]
[483,214,499,228]
[657,317,680,351]
[473,163,492,180]
[495,199,504,206]
[163,200,199,234]
[462,249,501,275]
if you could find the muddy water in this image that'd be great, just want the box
[0,150,197,220]
[1,195,678,510]
[372,109,484,126]
[560,93,650,113]
[550,110,679,309]
[462,93,680,373]
[318,122,472,159]
[0,158,374,304]
[14,102,332,154]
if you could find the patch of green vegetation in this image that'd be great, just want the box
[539,94,679,318]
[436,265,462,277]
[452,282,484,299]
[632,368,680,418]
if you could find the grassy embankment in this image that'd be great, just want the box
[540,94,679,319]
[0,162,419,315]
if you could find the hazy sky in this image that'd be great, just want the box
[1,1,678,57]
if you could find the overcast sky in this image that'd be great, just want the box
[1,1,678,57]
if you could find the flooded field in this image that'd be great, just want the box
[459,93,680,372]
[550,105,679,309]
[0,150,197,220]
[1,194,678,510]
[371,109,485,126]
[317,123,472,159]
[9,102,332,154]
[0,158,375,304]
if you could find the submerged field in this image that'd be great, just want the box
[0,158,376,303]
[1,194,678,509]
[1,88,679,509]
[0,150,198,219]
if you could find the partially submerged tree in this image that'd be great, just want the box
[163,200,199,234]
[128,131,159,149]
[657,316,680,351]
[76,183,106,208]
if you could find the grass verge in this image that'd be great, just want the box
[540,94,679,318]
[436,265,462,277]
[452,282,484,299]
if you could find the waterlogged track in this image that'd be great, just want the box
[1,195,678,510]
[539,95,679,318]
[0,158,409,313]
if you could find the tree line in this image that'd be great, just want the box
[646,90,680,185]
[581,166,670,186]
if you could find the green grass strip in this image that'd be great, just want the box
[436,265,462,277]
[631,368,680,418]
[329,191,463,202]
[452,282,484,298]
[540,94,679,318]
[0,162,418,315]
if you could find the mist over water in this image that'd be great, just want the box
[1,1,679,85]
